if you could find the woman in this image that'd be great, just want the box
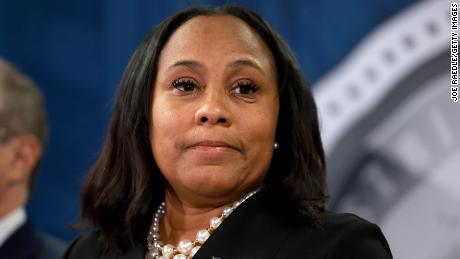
[64,5,392,259]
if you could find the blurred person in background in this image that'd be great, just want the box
[0,58,65,259]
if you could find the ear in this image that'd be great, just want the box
[7,135,42,184]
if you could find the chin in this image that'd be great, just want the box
[182,168,241,196]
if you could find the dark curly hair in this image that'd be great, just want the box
[80,4,327,251]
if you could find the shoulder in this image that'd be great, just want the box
[63,232,144,259]
[63,232,104,259]
[0,220,65,259]
[321,212,384,238]
[35,231,67,259]
[276,212,393,258]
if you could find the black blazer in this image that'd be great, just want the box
[0,220,65,259]
[64,188,393,259]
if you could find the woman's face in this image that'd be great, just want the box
[150,15,279,204]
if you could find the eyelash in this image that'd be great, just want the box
[170,78,259,97]
[171,78,198,93]
[233,80,259,96]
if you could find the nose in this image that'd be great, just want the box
[194,92,231,127]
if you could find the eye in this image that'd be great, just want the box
[232,80,259,96]
[171,78,199,93]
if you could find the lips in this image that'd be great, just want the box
[187,140,240,152]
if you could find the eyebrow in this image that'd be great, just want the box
[169,60,204,70]
[168,59,265,74]
[228,59,265,74]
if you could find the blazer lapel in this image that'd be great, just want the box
[109,245,144,259]
[194,188,293,259]
[110,187,295,259]
[0,220,42,259]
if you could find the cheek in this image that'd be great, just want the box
[241,108,278,157]
[151,98,183,140]
[150,98,182,163]
[0,150,12,172]
[248,101,278,138]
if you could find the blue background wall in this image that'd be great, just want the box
[0,0,415,241]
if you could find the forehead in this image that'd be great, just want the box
[158,15,275,66]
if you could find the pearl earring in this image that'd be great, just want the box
[273,142,279,149]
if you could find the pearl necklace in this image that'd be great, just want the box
[146,189,260,259]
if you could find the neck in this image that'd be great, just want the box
[160,190,233,245]
[0,186,27,219]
